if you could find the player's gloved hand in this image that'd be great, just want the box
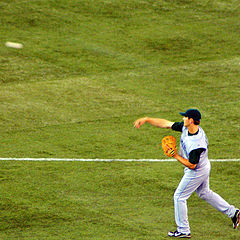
[162,136,177,157]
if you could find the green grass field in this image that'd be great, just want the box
[0,0,240,239]
[0,161,239,240]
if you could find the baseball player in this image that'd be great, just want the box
[134,109,240,238]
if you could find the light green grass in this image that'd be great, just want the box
[0,0,240,239]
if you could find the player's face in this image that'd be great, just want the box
[183,117,191,127]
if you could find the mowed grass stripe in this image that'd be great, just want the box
[0,76,159,132]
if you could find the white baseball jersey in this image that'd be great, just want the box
[179,126,208,170]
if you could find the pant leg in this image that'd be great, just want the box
[174,169,204,234]
[195,176,236,218]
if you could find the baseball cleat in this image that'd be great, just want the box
[168,230,191,238]
[232,209,240,229]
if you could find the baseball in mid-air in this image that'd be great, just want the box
[5,41,23,49]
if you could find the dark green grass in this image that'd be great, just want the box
[0,161,239,239]
[1,1,240,83]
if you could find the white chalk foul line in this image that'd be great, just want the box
[0,158,239,162]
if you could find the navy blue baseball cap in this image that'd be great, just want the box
[179,108,201,121]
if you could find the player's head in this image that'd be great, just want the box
[180,108,201,125]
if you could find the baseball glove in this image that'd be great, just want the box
[161,136,177,157]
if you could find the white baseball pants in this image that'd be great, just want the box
[174,163,236,234]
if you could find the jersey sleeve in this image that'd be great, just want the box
[171,122,184,132]
[189,148,205,164]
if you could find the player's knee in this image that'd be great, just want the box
[174,191,181,202]
[197,190,211,200]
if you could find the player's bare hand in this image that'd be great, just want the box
[134,117,147,129]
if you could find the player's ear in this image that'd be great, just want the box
[189,118,194,124]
